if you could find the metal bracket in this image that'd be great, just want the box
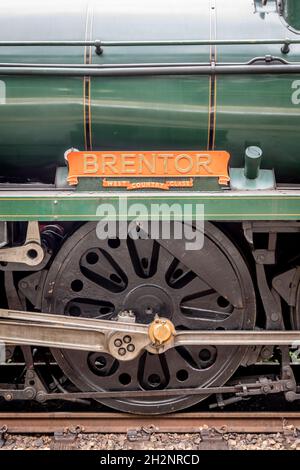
[127,425,157,442]
[281,347,300,402]
[51,428,81,450]
[94,39,103,56]
[244,221,300,327]
[273,267,300,307]
[243,222,284,329]
[18,271,48,310]
[243,222,277,264]
[277,0,284,15]
[243,221,300,245]
[0,426,7,448]
[199,428,228,450]
[0,221,45,267]
[0,368,47,402]
[0,222,7,248]
[256,264,284,329]
[209,394,245,409]
[249,55,290,65]
[282,39,291,54]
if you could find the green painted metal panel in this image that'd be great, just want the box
[0,0,212,182]
[0,192,299,222]
[0,77,84,179]
[215,75,300,181]
[90,76,210,152]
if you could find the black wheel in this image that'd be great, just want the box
[43,222,256,414]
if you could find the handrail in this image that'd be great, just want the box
[0,56,294,69]
[0,62,299,76]
[0,38,298,54]
[0,55,290,69]
[0,38,299,46]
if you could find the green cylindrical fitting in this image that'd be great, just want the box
[244,146,263,180]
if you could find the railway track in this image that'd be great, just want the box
[0,411,300,434]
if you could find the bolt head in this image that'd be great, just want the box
[285,391,295,402]
[286,381,294,390]
[24,388,35,399]
[118,347,126,356]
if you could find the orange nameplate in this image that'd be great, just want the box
[65,150,230,187]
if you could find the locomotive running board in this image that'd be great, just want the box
[0,189,300,221]
[0,309,300,360]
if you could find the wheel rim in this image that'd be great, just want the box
[291,276,300,329]
[43,222,256,414]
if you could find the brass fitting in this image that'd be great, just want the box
[148,317,175,346]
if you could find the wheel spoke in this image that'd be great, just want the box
[103,238,138,283]
[53,275,125,314]
[100,358,140,391]
[156,222,243,307]
[149,245,175,286]
[175,308,244,330]
[164,348,209,388]
[65,299,115,319]
[127,237,160,279]
[138,352,169,390]
[171,276,214,302]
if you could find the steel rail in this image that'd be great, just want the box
[0,412,300,434]
[0,64,299,76]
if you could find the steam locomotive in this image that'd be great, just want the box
[0,0,300,414]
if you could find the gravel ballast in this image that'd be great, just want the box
[1,430,300,450]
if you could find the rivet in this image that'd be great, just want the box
[271,313,279,322]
